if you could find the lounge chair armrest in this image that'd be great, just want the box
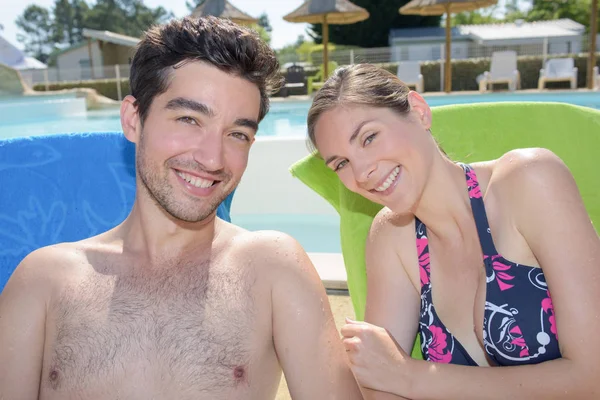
[539,68,545,77]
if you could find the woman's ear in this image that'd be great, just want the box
[407,90,432,130]
[121,95,141,143]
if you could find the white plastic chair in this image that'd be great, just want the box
[479,51,521,92]
[397,61,424,93]
[538,58,578,89]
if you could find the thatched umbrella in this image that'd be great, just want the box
[191,0,258,25]
[587,0,598,89]
[400,0,497,93]
[284,0,369,78]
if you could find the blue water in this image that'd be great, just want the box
[1,91,599,139]
[0,98,310,139]
[232,214,341,253]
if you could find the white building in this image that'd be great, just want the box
[389,19,593,62]
[54,29,139,81]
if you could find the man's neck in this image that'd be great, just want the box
[116,197,221,265]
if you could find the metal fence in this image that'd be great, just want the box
[18,36,600,94]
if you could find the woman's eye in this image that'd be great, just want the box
[177,116,198,125]
[231,132,250,141]
[364,132,377,146]
[334,160,348,171]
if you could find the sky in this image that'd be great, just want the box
[0,0,311,51]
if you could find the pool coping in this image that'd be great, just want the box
[308,252,348,290]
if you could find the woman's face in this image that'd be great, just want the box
[313,92,435,213]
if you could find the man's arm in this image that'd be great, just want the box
[267,232,363,399]
[0,249,51,399]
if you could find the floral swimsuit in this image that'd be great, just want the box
[417,164,561,366]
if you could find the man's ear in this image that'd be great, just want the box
[121,95,141,143]
[407,90,432,130]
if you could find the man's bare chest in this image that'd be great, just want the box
[44,265,262,394]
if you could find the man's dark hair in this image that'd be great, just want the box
[130,16,283,124]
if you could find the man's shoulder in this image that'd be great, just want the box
[231,228,306,261]
[17,241,91,281]
[3,242,86,301]
[226,227,317,278]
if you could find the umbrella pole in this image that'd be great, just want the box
[588,0,598,89]
[323,14,329,79]
[444,4,451,93]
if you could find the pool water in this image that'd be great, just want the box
[2,90,599,139]
[232,213,341,254]
[0,98,310,139]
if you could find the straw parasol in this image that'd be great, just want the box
[190,0,258,25]
[400,0,498,93]
[586,0,598,89]
[284,0,369,78]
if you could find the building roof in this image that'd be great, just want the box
[82,29,140,47]
[463,18,584,43]
[0,35,47,70]
[390,26,471,42]
[390,18,585,44]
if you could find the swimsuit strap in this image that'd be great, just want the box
[458,163,498,257]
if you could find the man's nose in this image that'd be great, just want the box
[191,131,224,172]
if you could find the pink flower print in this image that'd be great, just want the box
[509,326,530,357]
[428,325,452,363]
[485,255,515,291]
[416,237,430,286]
[542,291,558,339]
[466,170,482,199]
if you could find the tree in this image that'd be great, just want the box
[258,12,272,33]
[251,12,272,45]
[277,34,306,58]
[83,0,171,38]
[452,4,501,25]
[308,0,441,48]
[15,5,54,63]
[250,24,271,45]
[525,0,593,30]
[16,0,172,63]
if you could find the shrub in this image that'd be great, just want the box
[33,78,130,100]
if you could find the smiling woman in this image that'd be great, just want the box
[304,63,600,400]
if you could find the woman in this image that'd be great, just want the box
[307,63,600,399]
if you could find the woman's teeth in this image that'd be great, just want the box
[375,166,400,192]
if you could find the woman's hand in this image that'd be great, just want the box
[341,318,417,397]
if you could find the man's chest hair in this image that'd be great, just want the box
[47,261,258,391]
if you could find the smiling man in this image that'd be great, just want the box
[0,16,362,400]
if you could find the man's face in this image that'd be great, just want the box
[130,61,261,222]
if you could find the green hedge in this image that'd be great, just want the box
[379,53,600,92]
[33,78,130,100]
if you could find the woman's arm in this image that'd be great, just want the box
[376,149,600,399]
[343,209,420,400]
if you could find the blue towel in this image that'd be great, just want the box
[0,132,234,291]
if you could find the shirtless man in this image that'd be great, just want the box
[0,16,362,400]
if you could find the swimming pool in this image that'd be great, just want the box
[232,214,341,253]
[0,97,310,139]
[2,90,600,139]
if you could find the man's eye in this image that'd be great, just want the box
[177,117,198,125]
[231,132,250,141]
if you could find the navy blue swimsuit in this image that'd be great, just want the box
[417,164,561,366]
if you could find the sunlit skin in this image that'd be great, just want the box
[123,60,260,228]
[0,60,363,400]
[312,91,600,399]
[314,92,437,215]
